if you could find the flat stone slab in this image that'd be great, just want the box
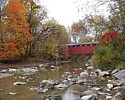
[113,69,125,79]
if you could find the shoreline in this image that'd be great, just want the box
[0,60,70,69]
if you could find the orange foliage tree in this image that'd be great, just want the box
[0,0,33,60]
[71,20,87,43]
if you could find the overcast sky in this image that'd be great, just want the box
[41,0,109,27]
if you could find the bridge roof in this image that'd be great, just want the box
[60,42,99,47]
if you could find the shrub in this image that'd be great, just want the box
[92,45,117,70]
[92,32,125,70]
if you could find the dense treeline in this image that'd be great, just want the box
[0,0,125,70]
[91,0,125,69]
[68,0,125,69]
[0,0,68,62]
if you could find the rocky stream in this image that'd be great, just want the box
[0,60,125,100]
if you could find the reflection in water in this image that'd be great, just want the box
[62,88,79,100]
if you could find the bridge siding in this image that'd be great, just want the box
[68,45,97,55]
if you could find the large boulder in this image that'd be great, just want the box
[113,69,125,80]
[80,90,97,100]
[81,94,97,100]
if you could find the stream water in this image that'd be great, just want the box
[0,63,87,100]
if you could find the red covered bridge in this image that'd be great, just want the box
[60,42,99,55]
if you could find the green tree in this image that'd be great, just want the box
[92,32,125,70]
[36,19,68,61]
[80,36,94,42]
[21,0,49,57]
[108,0,125,37]
[85,15,108,41]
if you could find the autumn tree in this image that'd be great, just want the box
[71,20,87,43]
[21,0,52,57]
[36,19,68,61]
[0,0,33,61]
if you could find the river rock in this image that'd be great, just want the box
[81,93,97,100]
[95,69,110,77]
[0,89,4,91]
[41,79,48,83]
[0,73,13,78]
[28,86,38,91]
[41,79,60,85]
[81,90,95,95]
[87,66,94,70]
[62,79,68,83]
[106,96,112,100]
[52,80,60,85]
[9,92,17,96]
[54,83,68,90]
[90,72,98,77]
[91,87,102,91]
[17,67,38,75]
[62,72,71,77]
[50,65,56,69]
[112,92,125,100]
[8,69,17,73]
[77,78,87,84]
[85,63,89,67]
[42,95,62,100]
[111,69,120,74]
[1,69,7,73]
[108,79,123,87]
[94,69,101,75]
[37,88,48,94]
[67,74,74,78]
[39,64,44,67]
[107,84,114,90]
[113,69,125,80]
[98,91,112,96]
[66,78,76,85]
[80,70,89,77]
[39,63,49,68]
[13,82,27,86]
